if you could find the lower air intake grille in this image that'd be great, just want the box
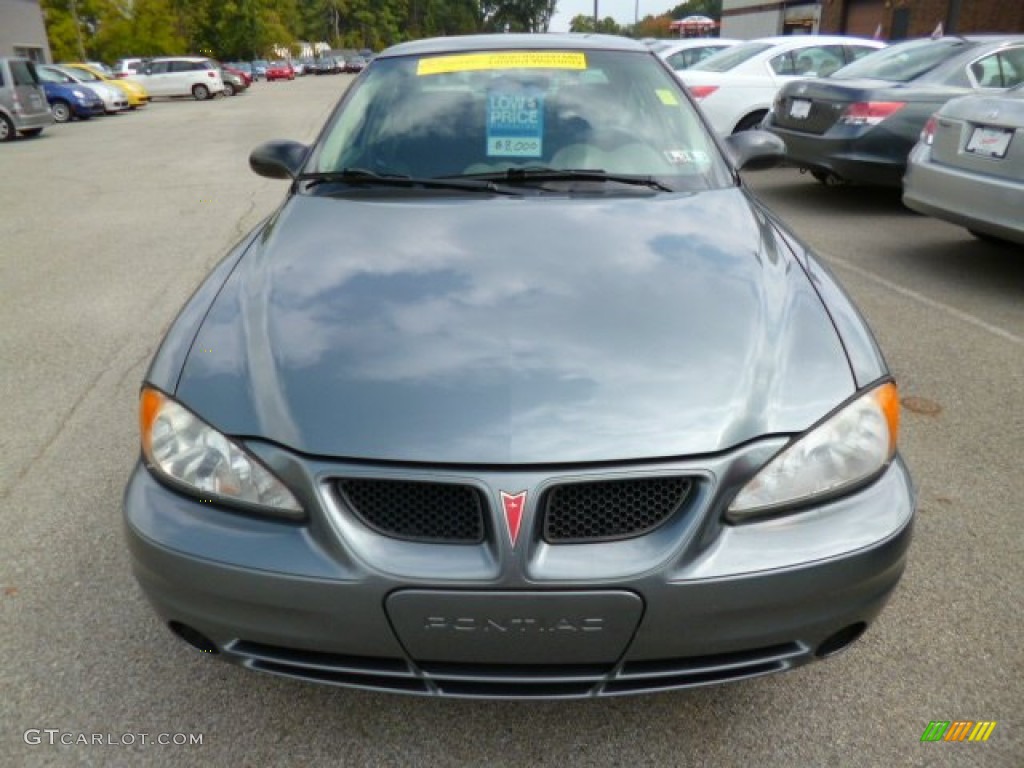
[338,479,486,543]
[542,476,692,543]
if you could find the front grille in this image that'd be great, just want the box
[338,479,486,543]
[542,477,692,543]
[226,639,807,698]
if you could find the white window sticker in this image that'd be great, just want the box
[665,149,709,165]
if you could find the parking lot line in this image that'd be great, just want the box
[828,253,1024,347]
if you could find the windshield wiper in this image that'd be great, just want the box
[297,168,520,195]
[452,166,674,192]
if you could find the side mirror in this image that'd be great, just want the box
[725,129,786,171]
[249,140,309,179]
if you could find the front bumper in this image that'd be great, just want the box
[103,97,130,113]
[73,99,105,118]
[903,143,1024,245]
[124,448,915,698]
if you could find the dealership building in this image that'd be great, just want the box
[0,0,52,62]
[721,0,1024,40]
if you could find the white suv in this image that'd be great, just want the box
[128,57,225,100]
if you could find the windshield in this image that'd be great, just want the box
[66,67,100,82]
[831,38,972,82]
[311,48,731,192]
[690,42,773,73]
[38,67,71,84]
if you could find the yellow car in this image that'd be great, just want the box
[62,63,150,108]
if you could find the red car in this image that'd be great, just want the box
[224,65,252,86]
[265,61,295,81]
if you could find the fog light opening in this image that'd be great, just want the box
[816,622,867,658]
[168,621,219,654]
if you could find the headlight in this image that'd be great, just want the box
[73,89,86,98]
[727,382,900,521]
[139,388,303,518]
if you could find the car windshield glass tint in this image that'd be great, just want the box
[69,67,99,81]
[689,43,772,72]
[37,67,64,83]
[312,48,732,192]
[831,39,970,82]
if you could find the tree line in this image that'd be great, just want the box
[40,0,561,62]
[41,1,722,63]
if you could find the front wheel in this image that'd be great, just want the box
[192,84,210,101]
[0,114,13,141]
[51,100,72,123]
[223,82,236,97]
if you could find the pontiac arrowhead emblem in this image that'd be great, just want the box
[500,491,527,548]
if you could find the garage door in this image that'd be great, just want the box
[844,0,886,37]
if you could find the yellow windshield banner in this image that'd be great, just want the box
[417,52,587,76]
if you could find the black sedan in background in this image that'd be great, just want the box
[124,34,914,698]
[314,56,342,75]
[766,35,1024,186]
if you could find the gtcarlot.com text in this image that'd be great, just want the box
[24,730,203,747]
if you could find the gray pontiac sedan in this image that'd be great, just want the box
[124,34,915,698]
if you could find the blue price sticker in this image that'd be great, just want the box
[487,90,544,158]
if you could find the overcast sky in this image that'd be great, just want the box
[548,1,681,32]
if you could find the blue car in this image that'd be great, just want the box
[36,67,104,122]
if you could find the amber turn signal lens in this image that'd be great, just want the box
[139,388,165,453]
[873,382,900,458]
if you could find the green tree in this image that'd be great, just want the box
[569,14,621,34]
[482,0,558,32]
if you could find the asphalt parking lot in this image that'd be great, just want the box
[1,74,1021,767]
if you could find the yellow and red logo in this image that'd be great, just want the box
[920,721,997,742]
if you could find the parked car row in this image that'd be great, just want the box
[110,55,255,99]
[755,35,1024,244]
[661,34,1022,244]
[1,52,256,141]
[312,54,368,75]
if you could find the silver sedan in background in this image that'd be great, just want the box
[903,84,1024,245]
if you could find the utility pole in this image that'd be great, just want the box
[594,1,599,26]
[69,0,87,62]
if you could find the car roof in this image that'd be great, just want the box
[380,33,649,59]
[658,38,740,50]
[746,35,882,48]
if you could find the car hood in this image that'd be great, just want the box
[176,189,855,464]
